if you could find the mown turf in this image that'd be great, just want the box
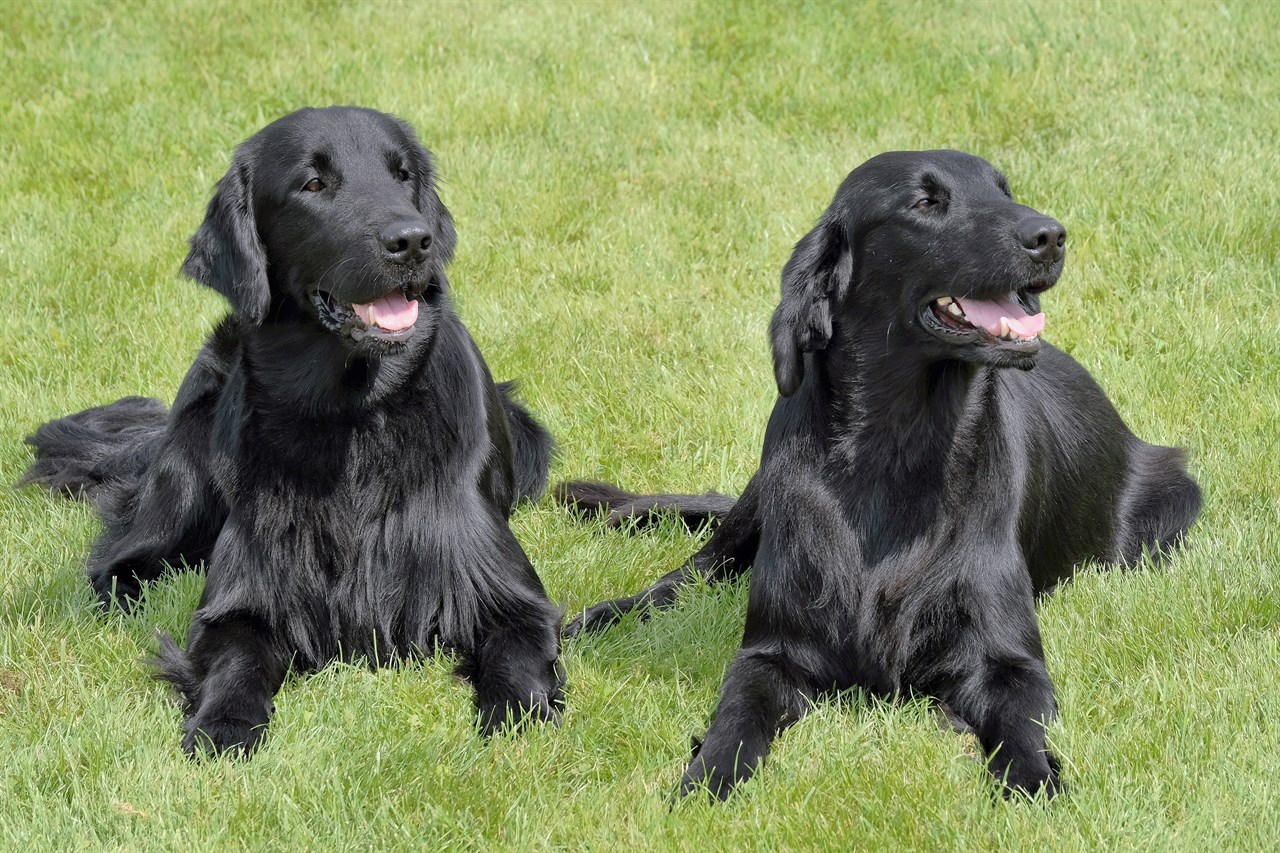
[1,0,1278,849]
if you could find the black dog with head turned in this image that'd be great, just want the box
[22,107,564,755]
[559,150,1200,800]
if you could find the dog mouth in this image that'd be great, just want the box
[312,287,421,344]
[922,291,1044,353]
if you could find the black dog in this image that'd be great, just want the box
[21,107,565,755]
[559,150,1201,800]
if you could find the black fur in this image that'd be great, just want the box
[553,480,733,531]
[21,106,564,755]
[558,150,1201,801]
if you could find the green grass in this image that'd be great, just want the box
[2,0,1278,848]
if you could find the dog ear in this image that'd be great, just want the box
[407,139,457,294]
[181,149,270,323]
[427,196,457,294]
[768,214,852,396]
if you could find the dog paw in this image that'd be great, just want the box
[562,613,587,638]
[563,599,631,638]
[182,715,267,758]
[477,692,562,737]
[676,754,741,802]
[90,573,141,614]
[999,753,1066,802]
[1042,750,1067,798]
[1001,775,1065,802]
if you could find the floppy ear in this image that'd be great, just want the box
[181,148,270,323]
[768,214,853,396]
[407,138,457,293]
[426,194,457,293]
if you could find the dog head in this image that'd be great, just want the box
[770,150,1065,394]
[182,106,456,355]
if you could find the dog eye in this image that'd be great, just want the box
[395,168,411,182]
[913,197,938,210]
[302,178,325,193]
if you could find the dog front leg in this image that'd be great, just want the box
[953,655,1062,798]
[161,614,289,758]
[447,520,565,735]
[466,616,565,735]
[905,545,1065,798]
[679,646,813,801]
[926,615,1063,799]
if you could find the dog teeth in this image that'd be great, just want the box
[935,296,965,319]
[994,317,1039,342]
[935,296,1038,342]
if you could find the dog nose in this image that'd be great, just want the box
[1015,215,1066,264]
[379,220,432,265]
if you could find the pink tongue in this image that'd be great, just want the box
[954,295,1045,338]
[352,290,418,331]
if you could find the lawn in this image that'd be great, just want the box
[2,0,1278,849]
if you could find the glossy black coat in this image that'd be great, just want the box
[22,107,563,755]
[560,150,1201,800]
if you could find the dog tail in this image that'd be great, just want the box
[1118,442,1203,564]
[497,382,554,504]
[17,396,169,509]
[553,479,736,531]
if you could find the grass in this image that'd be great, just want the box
[1,0,1278,848]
